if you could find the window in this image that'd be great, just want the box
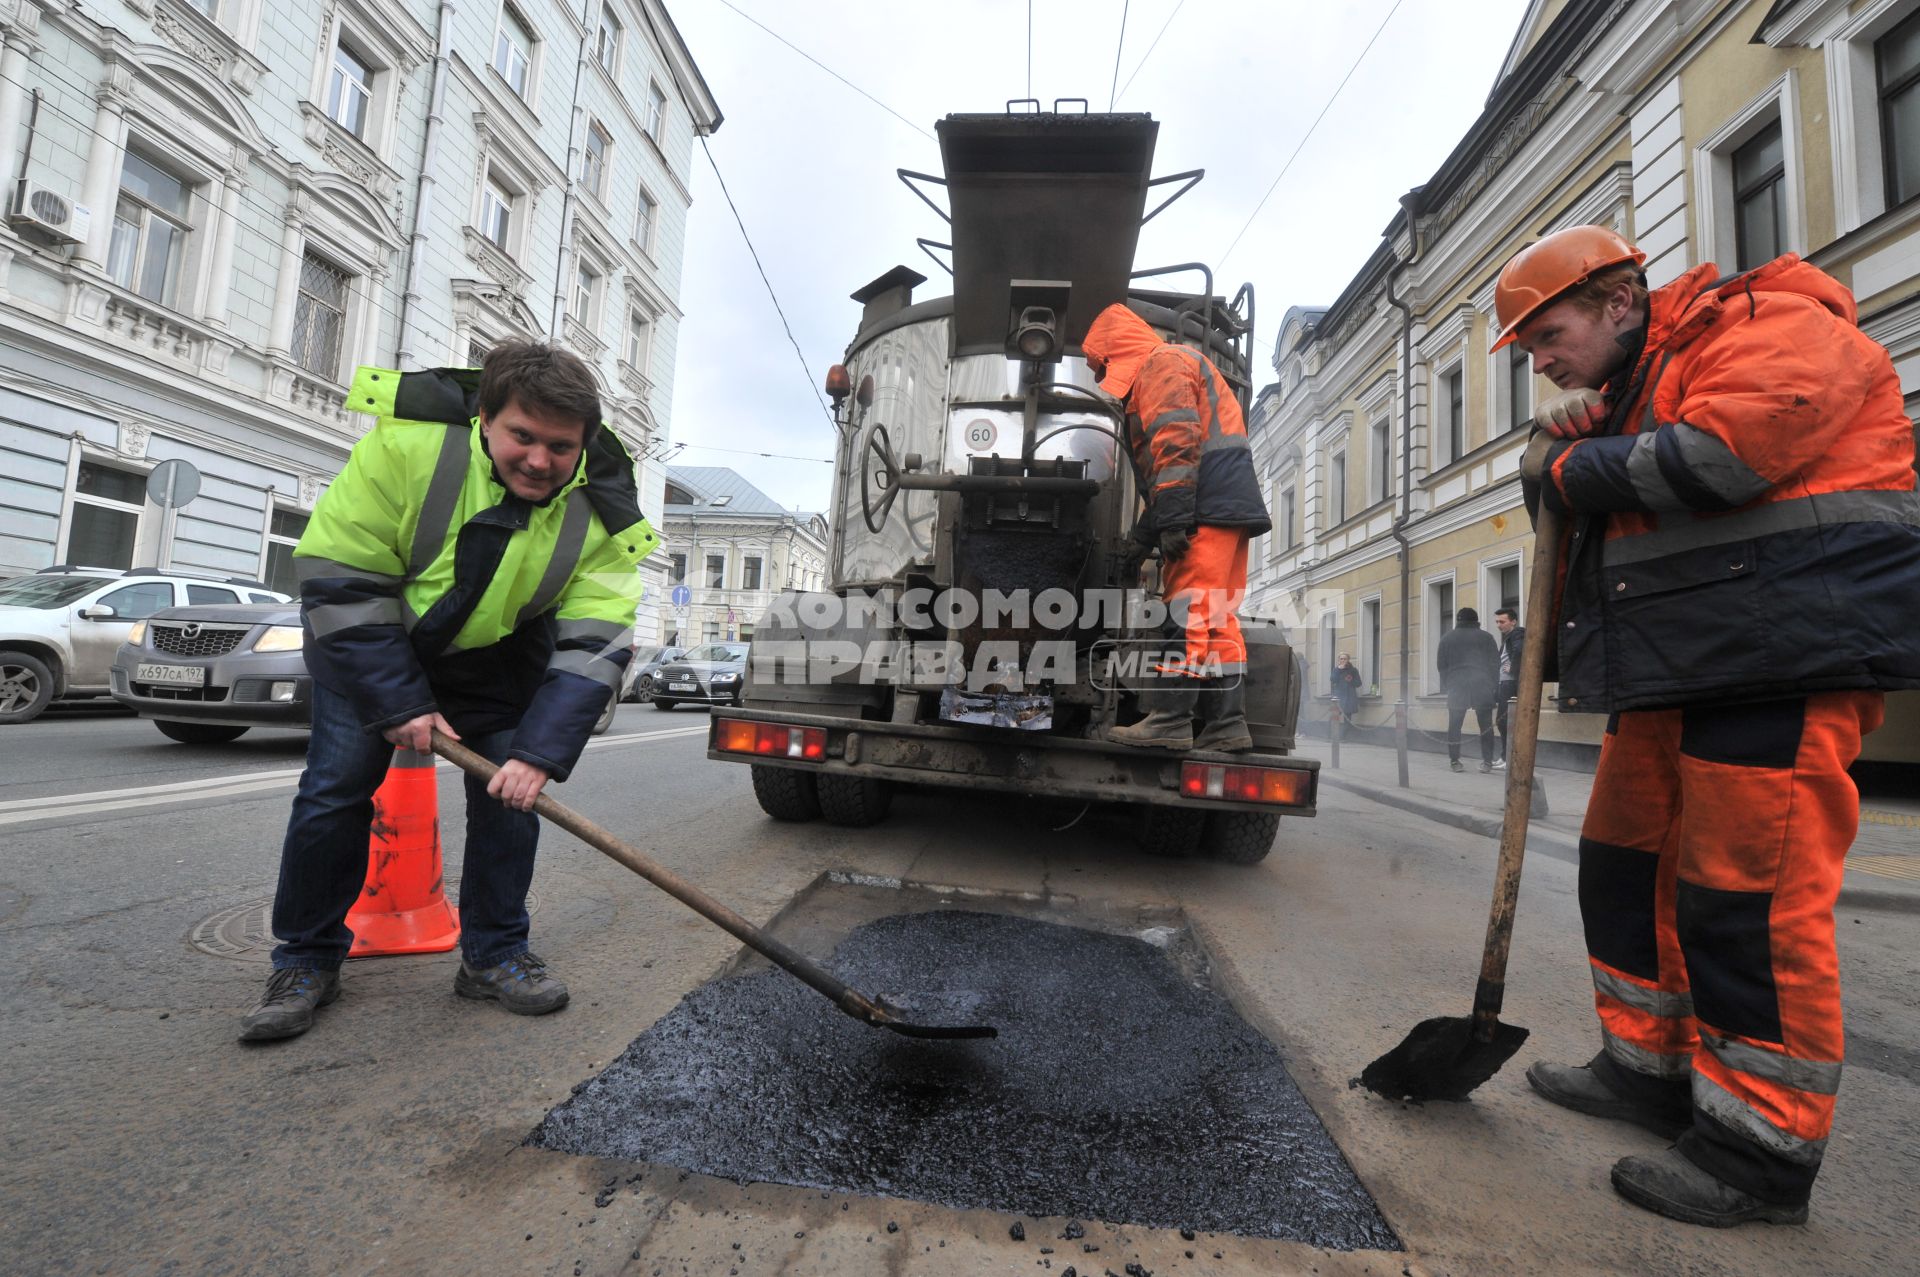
[702,620,720,642]
[572,263,600,324]
[1495,561,1521,614]
[738,623,754,642]
[583,122,610,199]
[264,508,309,595]
[1360,596,1382,689]
[493,5,534,98]
[634,189,657,254]
[1371,419,1392,504]
[1441,366,1465,465]
[595,3,621,73]
[1733,119,1786,269]
[186,0,219,18]
[1280,485,1298,549]
[743,555,762,590]
[326,40,374,138]
[646,81,667,139]
[187,584,241,604]
[1425,578,1455,693]
[67,463,147,570]
[669,552,686,583]
[98,581,174,619]
[480,174,515,250]
[292,251,351,379]
[1506,345,1532,433]
[467,336,491,367]
[1319,613,1337,693]
[108,149,192,305]
[705,553,725,589]
[1881,12,1920,208]
[1328,450,1347,526]
[626,311,652,371]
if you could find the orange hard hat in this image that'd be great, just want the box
[1490,225,1647,350]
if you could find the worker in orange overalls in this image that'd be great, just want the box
[1497,225,1920,1226]
[1081,302,1271,752]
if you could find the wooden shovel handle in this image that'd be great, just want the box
[1472,500,1564,1037]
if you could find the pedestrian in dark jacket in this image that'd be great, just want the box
[1436,607,1499,772]
[1492,606,1525,768]
[1331,652,1362,724]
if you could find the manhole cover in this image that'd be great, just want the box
[530,908,1399,1249]
[188,882,542,961]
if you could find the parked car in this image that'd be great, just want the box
[651,642,750,710]
[621,644,686,704]
[0,566,286,724]
[111,598,626,744]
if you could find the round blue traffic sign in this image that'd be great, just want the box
[670,584,691,608]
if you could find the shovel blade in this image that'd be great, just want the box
[1359,1015,1529,1102]
[871,990,998,1040]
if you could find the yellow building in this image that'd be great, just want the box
[1247,0,1920,778]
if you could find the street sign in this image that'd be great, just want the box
[670,583,691,608]
[146,458,201,510]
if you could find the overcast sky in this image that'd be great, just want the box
[660,0,1531,515]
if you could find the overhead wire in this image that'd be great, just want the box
[698,135,835,427]
[674,442,833,464]
[1108,1,1131,111]
[1112,0,1184,107]
[1219,0,1408,269]
[713,0,934,142]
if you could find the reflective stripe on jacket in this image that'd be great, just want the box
[294,365,658,779]
[1536,256,1920,711]
[1082,304,1271,535]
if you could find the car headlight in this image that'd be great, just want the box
[252,625,305,653]
[127,621,147,645]
[711,671,741,682]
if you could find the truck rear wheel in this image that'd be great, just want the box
[751,765,821,821]
[1135,806,1204,858]
[1201,810,1281,864]
[815,774,893,827]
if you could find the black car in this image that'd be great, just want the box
[651,642,749,710]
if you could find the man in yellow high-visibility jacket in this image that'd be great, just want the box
[240,341,656,1043]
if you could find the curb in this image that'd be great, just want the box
[1318,774,1920,916]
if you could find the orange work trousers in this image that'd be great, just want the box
[1577,690,1882,1205]
[1160,525,1249,677]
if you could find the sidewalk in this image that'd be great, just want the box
[1296,732,1920,914]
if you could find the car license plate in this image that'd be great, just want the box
[136,662,206,687]
[670,681,696,691]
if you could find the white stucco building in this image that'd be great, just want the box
[658,466,827,648]
[0,0,718,632]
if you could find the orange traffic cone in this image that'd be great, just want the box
[346,747,460,956]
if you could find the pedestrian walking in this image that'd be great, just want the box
[1500,225,1920,1225]
[240,341,656,1043]
[1436,607,1499,773]
[1492,605,1525,768]
[1331,652,1362,725]
[1084,302,1271,753]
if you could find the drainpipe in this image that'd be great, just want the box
[548,0,595,338]
[395,1,455,370]
[1383,192,1421,789]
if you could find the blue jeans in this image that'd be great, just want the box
[270,681,540,971]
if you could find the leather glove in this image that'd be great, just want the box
[1520,428,1559,484]
[1158,525,1193,562]
[1532,386,1608,439]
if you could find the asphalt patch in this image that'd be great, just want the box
[530,909,1398,1249]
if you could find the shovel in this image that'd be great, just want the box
[431,731,997,1041]
[1359,501,1563,1101]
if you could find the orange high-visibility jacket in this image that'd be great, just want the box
[1082,305,1271,537]
[1538,256,1920,711]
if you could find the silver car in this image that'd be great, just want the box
[110,601,311,743]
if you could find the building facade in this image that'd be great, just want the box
[0,0,718,638]
[658,465,827,648]
[1246,0,1920,772]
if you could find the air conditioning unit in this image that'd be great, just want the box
[10,181,91,246]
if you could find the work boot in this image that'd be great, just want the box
[454,950,570,1015]
[239,966,341,1043]
[1611,1147,1809,1227]
[1192,677,1254,753]
[1525,1053,1691,1139]
[1108,686,1198,749]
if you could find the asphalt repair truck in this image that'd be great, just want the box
[706,106,1316,862]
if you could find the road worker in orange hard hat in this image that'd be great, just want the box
[1082,302,1271,753]
[1498,224,1920,1226]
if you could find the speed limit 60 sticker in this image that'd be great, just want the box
[964,419,998,451]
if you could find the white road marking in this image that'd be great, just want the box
[0,724,709,828]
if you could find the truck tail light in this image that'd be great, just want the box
[1180,761,1312,807]
[717,720,828,761]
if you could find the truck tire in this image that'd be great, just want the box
[1136,806,1205,858]
[816,774,893,827]
[155,720,251,744]
[0,652,56,724]
[1201,810,1281,864]
[751,765,821,821]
